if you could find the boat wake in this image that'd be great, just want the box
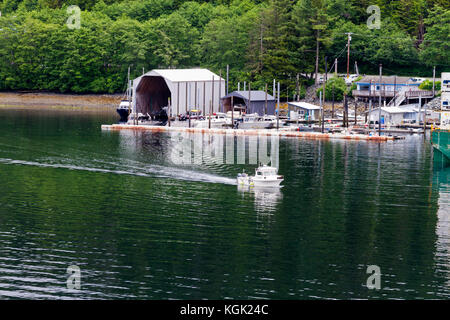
[0,158,236,185]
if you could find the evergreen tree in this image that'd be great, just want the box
[292,0,332,85]
[420,5,450,68]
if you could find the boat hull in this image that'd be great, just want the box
[237,176,283,187]
[117,108,129,123]
[237,122,274,129]
[431,129,450,162]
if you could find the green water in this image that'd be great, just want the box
[0,108,449,300]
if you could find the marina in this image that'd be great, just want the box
[0,107,448,300]
[0,0,449,306]
[101,122,399,141]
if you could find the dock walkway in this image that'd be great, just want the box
[101,124,399,142]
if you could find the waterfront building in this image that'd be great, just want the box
[132,68,225,117]
[221,91,276,116]
[352,76,433,106]
[287,102,321,121]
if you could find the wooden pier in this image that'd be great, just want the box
[101,124,399,142]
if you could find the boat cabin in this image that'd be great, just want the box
[255,166,278,177]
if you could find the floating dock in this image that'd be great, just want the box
[101,124,401,142]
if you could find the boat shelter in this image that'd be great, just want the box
[221,91,276,116]
[132,68,225,116]
[287,102,321,121]
[367,106,419,125]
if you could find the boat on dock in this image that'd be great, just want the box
[235,113,274,129]
[237,165,284,187]
[194,112,227,128]
[116,68,133,123]
[117,100,131,123]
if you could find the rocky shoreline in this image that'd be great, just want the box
[0,92,122,109]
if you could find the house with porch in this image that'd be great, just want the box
[352,76,434,107]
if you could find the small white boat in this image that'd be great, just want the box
[194,112,227,128]
[236,113,274,129]
[237,165,284,187]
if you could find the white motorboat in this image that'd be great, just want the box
[235,113,274,129]
[237,165,284,187]
[194,112,228,128]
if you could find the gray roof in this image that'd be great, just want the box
[357,76,418,85]
[222,91,275,101]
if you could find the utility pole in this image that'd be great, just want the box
[432,66,436,97]
[393,76,397,100]
[226,65,229,95]
[419,94,422,128]
[423,95,427,133]
[368,80,372,129]
[273,79,276,98]
[168,97,171,127]
[211,75,214,127]
[378,64,382,136]
[265,83,268,116]
[346,33,352,79]
[322,56,327,133]
[320,91,323,132]
[343,93,348,128]
[332,83,335,119]
[231,95,234,128]
[248,82,251,114]
[219,70,222,113]
[335,58,338,74]
[277,82,280,130]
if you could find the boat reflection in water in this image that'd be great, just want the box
[238,185,283,215]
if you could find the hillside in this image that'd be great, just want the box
[0,0,448,95]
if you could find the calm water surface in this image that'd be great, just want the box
[0,108,448,299]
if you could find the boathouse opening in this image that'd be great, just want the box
[135,76,171,115]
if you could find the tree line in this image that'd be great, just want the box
[0,0,448,96]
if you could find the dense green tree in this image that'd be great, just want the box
[316,76,346,101]
[144,12,200,68]
[292,0,332,84]
[419,5,450,68]
[0,0,448,93]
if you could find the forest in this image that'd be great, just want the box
[0,0,449,95]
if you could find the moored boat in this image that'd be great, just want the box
[117,100,131,123]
